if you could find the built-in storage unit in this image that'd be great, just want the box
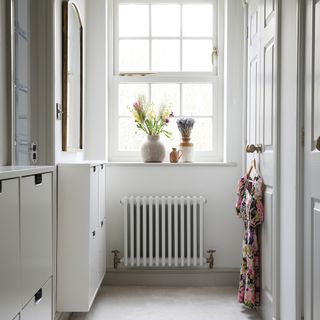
[0,166,54,320]
[57,162,107,312]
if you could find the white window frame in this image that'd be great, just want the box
[108,0,225,162]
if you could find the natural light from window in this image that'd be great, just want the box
[109,0,223,162]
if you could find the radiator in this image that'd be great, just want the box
[121,196,206,267]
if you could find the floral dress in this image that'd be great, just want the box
[235,174,264,308]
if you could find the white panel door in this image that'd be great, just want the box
[0,178,21,320]
[304,1,320,318]
[20,173,53,305]
[246,1,278,319]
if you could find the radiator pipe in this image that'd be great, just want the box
[120,196,207,205]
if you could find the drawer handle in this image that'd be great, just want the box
[93,166,96,172]
[92,230,96,237]
[0,180,2,193]
[35,288,42,304]
[101,164,104,170]
[35,174,42,185]
[101,220,104,227]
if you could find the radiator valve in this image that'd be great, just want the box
[112,250,121,269]
[207,250,216,269]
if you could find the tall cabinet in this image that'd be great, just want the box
[57,162,107,312]
[0,166,54,320]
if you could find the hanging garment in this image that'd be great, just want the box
[235,174,264,308]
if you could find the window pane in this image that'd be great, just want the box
[191,118,212,151]
[119,118,144,151]
[151,83,180,116]
[162,120,180,150]
[151,40,180,72]
[182,40,212,71]
[151,4,180,37]
[182,84,213,116]
[119,4,149,37]
[182,4,213,37]
[119,40,149,72]
[119,84,149,116]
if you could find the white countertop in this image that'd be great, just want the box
[0,166,55,180]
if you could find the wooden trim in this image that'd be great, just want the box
[62,1,84,152]
[62,1,68,151]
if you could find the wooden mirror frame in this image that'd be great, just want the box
[62,1,83,151]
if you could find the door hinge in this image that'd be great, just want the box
[301,128,305,147]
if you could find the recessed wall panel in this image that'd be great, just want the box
[261,187,273,295]
[313,2,320,144]
[263,40,274,147]
[313,201,320,319]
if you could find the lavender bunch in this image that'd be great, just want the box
[176,117,195,137]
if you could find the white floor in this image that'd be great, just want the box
[70,286,261,320]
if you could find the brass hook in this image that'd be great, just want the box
[246,144,262,153]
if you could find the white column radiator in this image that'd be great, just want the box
[121,196,206,267]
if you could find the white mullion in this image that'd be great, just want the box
[114,1,119,75]
[180,83,183,116]
[148,83,152,104]
[149,3,152,72]
[180,4,183,72]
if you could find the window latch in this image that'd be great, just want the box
[119,72,156,76]
[212,47,218,66]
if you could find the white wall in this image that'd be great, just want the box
[84,0,108,161]
[54,0,86,163]
[0,0,9,165]
[105,0,245,270]
[106,164,243,269]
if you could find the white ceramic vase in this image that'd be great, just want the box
[180,136,194,162]
[141,135,166,163]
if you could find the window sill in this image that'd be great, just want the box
[106,162,237,167]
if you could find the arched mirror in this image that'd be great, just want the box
[62,1,83,151]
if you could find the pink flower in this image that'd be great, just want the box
[133,100,141,111]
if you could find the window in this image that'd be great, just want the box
[109,0,224,162]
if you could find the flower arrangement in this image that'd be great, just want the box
[176,117,195,137]
[130,95,174,138]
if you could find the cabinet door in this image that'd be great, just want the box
[90,166,99,232]
[89,231,99,306]
[20,173,53,305]
[20,278,52,320]
[98,218,107,283]
[98,164,106,224]
[0,179,21,320]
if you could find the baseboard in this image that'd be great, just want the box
[103,267,239,287]
[55,311,72,320]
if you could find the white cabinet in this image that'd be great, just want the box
[20,173,53,304]
[57,162,107,312]
[21,278,52,320]
[0,167,54,320]
[0,179,20,320]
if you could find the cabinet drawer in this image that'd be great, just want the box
[0,179,21,320]
[21,278,52,320]
[20,173,53,304]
